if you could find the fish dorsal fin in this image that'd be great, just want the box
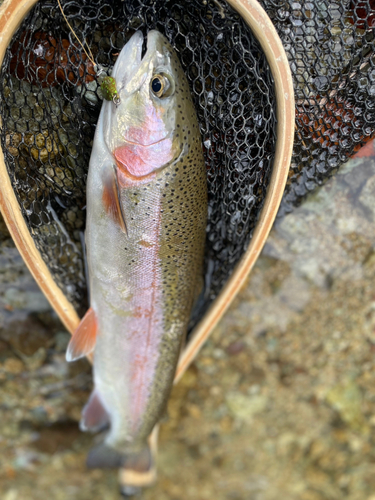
[102,165,127,234]
[66,307,98,362]
[80,390,109,432]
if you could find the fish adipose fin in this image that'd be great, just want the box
[80,390,109,432]
[66,307,98,362]
[87,443,153,472]
[102,165,127,234]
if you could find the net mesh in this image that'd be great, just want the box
[259,0,375,215]
[0,0,276,323]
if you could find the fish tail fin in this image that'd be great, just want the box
[87,443,154,474]
[87,428,159,490]
[86,443,124,469]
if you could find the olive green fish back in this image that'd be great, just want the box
[135,41,207,440]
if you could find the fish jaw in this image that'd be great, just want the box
[121,30,170,97]
[101,30,144,155]
[111,31,143,90]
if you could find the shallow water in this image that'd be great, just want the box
[1,142,375,499]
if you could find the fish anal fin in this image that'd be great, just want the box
[66,307,97,362]
[80,390,109,432]
[102,165,127,234]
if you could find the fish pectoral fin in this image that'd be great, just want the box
[102,164,127,234]
[66,307,98,362]
[80,390,109,432]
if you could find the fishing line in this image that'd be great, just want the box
[56,0,95,66]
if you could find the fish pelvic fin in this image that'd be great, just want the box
[87,443,153,473]
[66,307,98,362]
[80,390,109,432]
[102,164,128,234]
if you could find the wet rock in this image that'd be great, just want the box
[3,288,50,312]
[21,347,47,371]
[225,340,246,356]
[4,490,19,500]
[359,175,375,217]
[225,392,268,422]
[326,381,369,434]
[0,315,53,356]
[54,331,71,352]
[1,357,24,375]
[342,158,374,191]
[277,275,310,312]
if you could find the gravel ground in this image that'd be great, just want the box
[1,142,375,500]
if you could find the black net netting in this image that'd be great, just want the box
[4,0,373,327]
[259,0,375,215]
[0,0,276,323]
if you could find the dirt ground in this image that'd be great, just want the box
[1,144,375,500]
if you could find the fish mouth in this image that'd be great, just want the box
[111,31,144,90]
[113,30,169,93]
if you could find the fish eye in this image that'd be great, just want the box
[150,73,173,98]
[151,76,163,94]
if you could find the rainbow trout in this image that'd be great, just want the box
[66,30,207,471]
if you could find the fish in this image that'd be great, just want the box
[65,30,207,473]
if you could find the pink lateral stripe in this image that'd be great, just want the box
[126,198,164,431]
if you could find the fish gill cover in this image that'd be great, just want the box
[0,0,277,327]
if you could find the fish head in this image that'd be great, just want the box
[102,30,188,180]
